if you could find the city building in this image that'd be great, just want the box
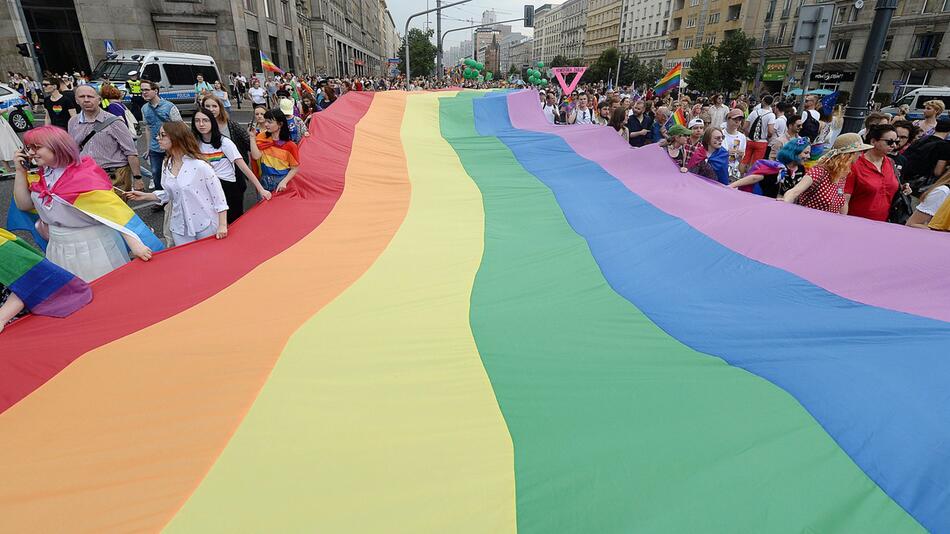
[811,0,950,101]
[585,0,622,63]
[666,0,768,71]
[533,3,565,64]
[504,36,534,75]
[475,27,501,62]
[309,0,391,77]
[482,33,502,75]
[620,0,672,63]
[562,0,589,60]
[1,0,308,79]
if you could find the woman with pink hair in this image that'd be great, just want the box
[12,125,156,281]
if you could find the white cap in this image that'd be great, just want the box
[688,117,705,128]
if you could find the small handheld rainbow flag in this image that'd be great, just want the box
[260,51,284,75]
[300,80,315,95]
[673,107,687,127]
[0,228,91,317]
[654,63,682,97]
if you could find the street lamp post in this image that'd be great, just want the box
[842,0,898,133]
[404,0,473,88]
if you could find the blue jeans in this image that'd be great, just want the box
[149,150,165,190]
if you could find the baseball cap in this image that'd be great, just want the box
[279,98,295,117]
[688,117,705,128]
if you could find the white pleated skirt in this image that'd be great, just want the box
[47,224,130,282]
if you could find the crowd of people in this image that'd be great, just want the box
[3,70,949,332]
[1,68,401,330]
[539,84,950,230]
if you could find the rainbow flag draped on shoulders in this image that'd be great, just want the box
[654,63,682,96]
[260,51,284,75]
[0,228,91,317]
[9,157,164,253]
[256,133,299,179]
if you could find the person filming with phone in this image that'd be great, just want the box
[12,126,158,282]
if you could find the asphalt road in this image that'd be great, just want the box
[1,105,256,248]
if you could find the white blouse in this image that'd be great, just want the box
[154,156,228,236]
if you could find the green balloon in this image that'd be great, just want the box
[464,58,476,67]
[528,68,537,77]
[537,61,545,68]
[475,62,485,71]
[540,79,548,87]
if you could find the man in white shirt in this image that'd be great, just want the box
[248,78,267,108]
[569,94,593,125]
[709,94,729,131]
[800,95,822,141]
[744,94,776,167]
[541,92,560,124]
[723,108,747,180]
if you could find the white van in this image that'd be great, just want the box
[883,87,950,120]
[90,49,222,113]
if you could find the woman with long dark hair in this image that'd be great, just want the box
[126,122,228,245]
[249,109,299,193]
[191,109,270,223]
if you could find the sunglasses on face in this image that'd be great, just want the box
[882,139,898,146]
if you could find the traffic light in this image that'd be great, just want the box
[16,43,29,57]
[524,5,534,27]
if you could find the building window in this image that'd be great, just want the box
[831,39,850,60]
[684,37,693,49]
[912,32,943,57]
[848,6,859,21]
[778,23,787,43]
[690,0,700,6]
[781,0,792,16]
[286,40,295,72]
[727,4,741,19]
[282,0,291,23]
[705,34,716,45]
[708,12,720,23]
[269,35,280,66]
[686,15,697,27]
[905,69,931,86]
[795,60,806,70]
[834,5,846,23]
[248,30,262,72]
[921,0,933,13]
[265,0,276,19]
[245,0,256,13]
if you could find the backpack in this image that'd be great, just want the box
[902,136,944,195]
[800,110,820,141]
[746,109,769,141]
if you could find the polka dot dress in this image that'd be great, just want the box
[796,166,846,213]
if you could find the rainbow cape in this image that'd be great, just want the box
[0,90,948,533]
[256,134,299,179]
[654,63,681,96]
[260,51,284,75]
[11,157,164,253]
[0,228,91,317]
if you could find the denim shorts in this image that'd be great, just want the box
[260,173,282,192]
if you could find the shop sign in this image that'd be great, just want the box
[811,71,855,82]
[762,59,789,81]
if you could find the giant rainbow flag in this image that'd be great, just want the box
[1,90,948,533]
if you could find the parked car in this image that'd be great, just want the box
[883,87,950,120]
[0,83,35,132]
[90,49,222,114]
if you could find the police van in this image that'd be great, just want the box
[882,87,950,120]
[90,49,222,113]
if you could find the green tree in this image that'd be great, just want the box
[507,64,519,77]
[397,28,437,77]
[715,30,756,94]
[642,59,664,89]
[618,53,642,86]
[551,55,571,67]
[584,47,620,83]
[685,45,720,94]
